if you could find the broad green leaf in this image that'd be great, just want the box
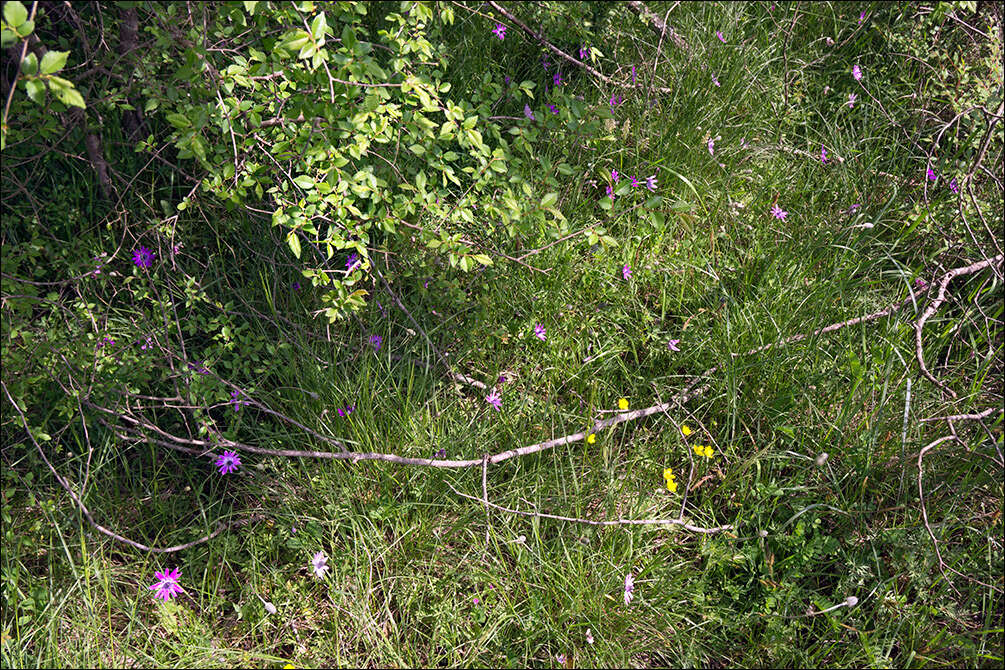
[293,175,314,189]
[25,78,44,103]
[287,231,301,258]
[3,1,27,28]
[39,50,68,74]
[309,12,326,40]
[165,113,191,129]
[20,52,37,75]
[540,192,558,208]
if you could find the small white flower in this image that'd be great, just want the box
[310,551,329,578]
[623,572,635,605]
[585,628,594,645]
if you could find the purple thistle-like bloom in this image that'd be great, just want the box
[859,10,866,23]
[369,334,383,351]
[949,177,958,194]
[667,339,680,352]
[548,104,558,115]
[149,567,184,601]
[553,71,563,87]
[848,92,857,108]
[485,389,502,411]
[646,174,657,191]
[623,572,635,605]
[622,264,632,280]
[926,167,937,181]
[821,145,827,164]
[215,450,241,475]
[346,252,361,272]
[771,204,788,221]
[716,30,725,43]
[132,246,155,269]
[311,551,329,578]
[492,23,506,40]
[852,65,862,81]
[523,104,536,121]
[435,447,447,458]
[534,323,546,341]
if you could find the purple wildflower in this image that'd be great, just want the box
[346,252,361,272]
[556,654,567,665]
[859,10,866,24]
[609,93,623,112]
[667,339,680,352]
[821,145,827,164]
[292,280,300,290]
[645,174,657,191]
[622,264,632,280]
[949,177,958,194]
[230,389,245,412]
[707,138,716,156]
[492,23,506,40]
[585,629,595,645]
[631,65,636,85]
[711,73,721,87]
[369,334,383,351]
[770,204,788,221]
[534,323,546,341]
[434,447,447,458]
[852,65,862,81]
[485,389,502,411]
[310,551,328,578]
[132,246,154,269]
[523,104,535,121]
[740,137,749,149]
[215,450,241,475]
[473,597,480,605]
[149,567,184,601]
[716,30,725,43]
[579,45,588,60]
[542,57,550,71]
[623,572,635,605]
[915,278,929,291]
[188,361,209,375]
[848,92,857,108]
[140,336,153,351]
[504,75,511,85]
[611,169,620,183]
[605,184,615,200]
[926,167,937,181]
[631,175,640,188]
[98,336,115,348]
[553,71,563,87]
[548,103,558,115]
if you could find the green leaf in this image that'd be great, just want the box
[49,77,84,108]
[20,52,37,75]
[242,1,258,14]
[287,231,301,258]
[309,12,326,40]
[39,50,68,74]
[293,175,314,189]
[598,197,613,211]
[540,192,558,207]
[3,1,27,28]
[165,112,191,129]
[24,77,43,103]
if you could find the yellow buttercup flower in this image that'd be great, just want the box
[692,444,703,456]
[618,398,629,410]
[667,479,678,493]
[681,424,692,437]
[284,664,296,669]
[703,445,715,458]
[587,433,596,444]
[663,467,674,480]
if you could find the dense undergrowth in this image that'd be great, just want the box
[2,1,1003,667]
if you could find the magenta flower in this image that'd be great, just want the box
[926,167,937,181]
[716,31,725,43]
[852,65,862,81]
[915,278,929,291]
[609,93,622,112]
[859,10,866,23]
[707,138,716,156]
[230,389,245,412]
[848,92,857,108]
[140,336,153,350]
[485,389,502,411]
[630,175,640,188]
[949,177,958,193]
[611,169,619,183]
[770,204,788,221]
[434,447,447,458]
[553,72,563,87]
[623,572,635,605]
[523,104,535,121]
[821,145,827,164]
[548,103,558,115]
[578,45,588,59]
[369,334,383,351]
[148,567,184,601]
[622,264,632,280]
[534,323,546,341]
[667,339,680,352]
[492,23,506,40]
[132,246,155,269]
[346,252,361,272]
[310,551,329,578]
[215,450,241,475]
[740,137,749,149]
[645,174,658,191]
[98,335,115,348]
[292,280,300,290]
[631,64,636,85]
[711,73,721,87]
[605,184,615,200]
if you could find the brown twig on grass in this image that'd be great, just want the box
[626,0,689,53]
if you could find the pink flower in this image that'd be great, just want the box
[859,10,867,24]
[310,551,328,578]
[585,629,594,645]
[534,323,546,341]
[605,184,615,200]
[631,64,636,85]
[949,177,958,193]
[821,145,827,164]
[215,450,241,475]
[645,174,658,191]
[622,264,632,280]
[623,572,635,605]
[707,138,716,156]
[852,65,862,81]
[667,339,680,352]
[926,167,937,181]
[711,73,721,87]
[485,390,502,411]
[149,567,184,601]
[848,92,857,108]
[770,204,788,221]
[716,31,725,43]
[611,169,619,183]
[553,71,563,87]
[492,23,506,40]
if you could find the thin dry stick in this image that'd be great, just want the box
[482,454,491,546]
[919,408,999,423]
[917,434,963,596]
[915,254,1004,399]
[2,382,259,553]
[447,484,732,534]
[626,0,689,53]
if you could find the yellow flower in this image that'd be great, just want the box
[284,664,296,669]
[618,398,629,410]
[703,445,715,458]
[663,467,674,480]
[667,479,678,493]
[692,444,703,456]
[587,433,596,444]
[681,424,692,437]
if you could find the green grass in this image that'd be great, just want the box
[2,1,1002,667]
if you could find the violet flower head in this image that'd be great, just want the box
[631,175,640,188]
[534,323,547,341]
[215,450,241,475]
[667,339,680,352]
[485,389,502,411]
[230,389,245,412]
[346,252,361,272]
[292,280,300,291]
[949,177,958,194]
[310,551,329,578]
[711,73,721,87]
[492,23,506,40]
[821,145,828,164]
[548,104,558,115]
[140,336,153,351]
[434,448,447,459]
[770,204,788,221]
[504,75,511,86]
[852,65,862,81]
[578,45,588,60]
[132,246,155,269]
[707,138,716,156]
[556,654,567,665]
[716,30,725,43]
[859,10,867,24]
[848,92,857,108]
[553,71,563,87]
[740,137,749,149]
[605,184,615,200]
[646,174,658,191]
[498,374,508,385]
[926,167,937,181]
[369,334,383,351]
[623,572,635,605]
[523,104,536,121]
[622,264,632,280]
[611,169,620,183]
[631,64,636,85]
[149,567,184,601]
